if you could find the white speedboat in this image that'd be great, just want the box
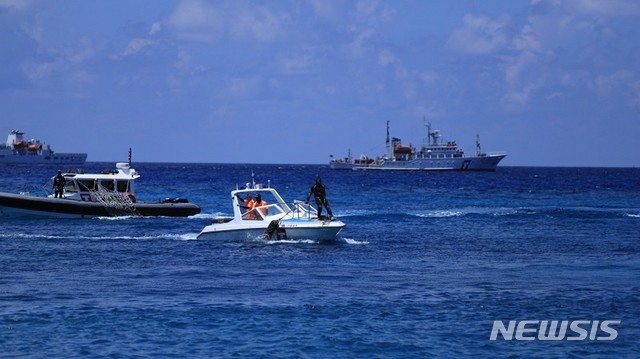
[197,181,345,241]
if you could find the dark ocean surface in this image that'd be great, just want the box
[1,163,639,358]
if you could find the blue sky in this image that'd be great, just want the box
[2,0,639,167]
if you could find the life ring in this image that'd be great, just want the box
[127,193,136,203]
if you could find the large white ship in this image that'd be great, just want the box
[330,121,506,171]
[0,130,87,165]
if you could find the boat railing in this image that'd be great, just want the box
[17,183,50,197]
[290,200,318,220]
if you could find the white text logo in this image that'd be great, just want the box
[490,320,620,341]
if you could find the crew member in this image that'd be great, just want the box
[243,194,254,210]
[236,193,256,219]
[253,193,268,217]
[306,176,333,219]
[52,170,66,198]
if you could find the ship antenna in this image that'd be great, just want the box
[423,116,431,146]
[128,147,132,166]
[386,120,390,159]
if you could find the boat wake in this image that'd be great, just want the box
[409,205,640,219]
[413,207,520,218]
[340,237,369,245]
[96,215,139,221]
[192,212,229,220]
[173,233,199,240]
[261,237,368,245]
[95,213,209,220]
[0,232,200,241]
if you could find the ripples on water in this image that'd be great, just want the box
[1,164,639,357]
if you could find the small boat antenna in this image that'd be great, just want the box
[251,170,256,188]
[128,148,132,166]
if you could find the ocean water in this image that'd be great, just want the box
[1,163,638,358]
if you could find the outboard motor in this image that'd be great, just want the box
[264,220,287,240]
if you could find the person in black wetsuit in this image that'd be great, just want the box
[306,176,333,220]
[52,170,66,198]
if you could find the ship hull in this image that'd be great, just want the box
[331,154,506,171]
[0,152,87,165]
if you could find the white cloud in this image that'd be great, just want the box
[630,81,640,107]
[345,1,394,57]
[420,72,438,86]
[278,54,313,75]
[591,70,633,93]
[225,76,261,97]
[305,0,342,19]
[590,70,640,108]
[568,0,640,17]
[21,61,57,81]
[511,24,540,52]
[447,14,510,55]
[149,22,161,36]
[504,47,538,85]
[111,38,157,61]
[167,0,225,43]
[345,26,376,57]
[175,50,191,71]
[230,6,288,43]
[0,0,32,11]
[377,49,397,67]
[501,83,538,106]
[67,37,95,64]
[356,0,395,24]
[21,37,97,81]
[166,1,289,44]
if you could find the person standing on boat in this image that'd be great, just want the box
[306,176,333,220]
[52,170,66,198]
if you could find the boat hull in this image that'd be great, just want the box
[0,192,200,218]
[331,154,506,171]
[197,219,345,241]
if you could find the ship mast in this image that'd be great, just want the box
[386,120,391,159]
[425,121,432,146]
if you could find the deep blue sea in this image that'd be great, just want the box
[1,163,639,358]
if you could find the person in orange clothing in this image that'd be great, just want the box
[252,193,268,217]
[237,193,257,219]
[243,194,254,210]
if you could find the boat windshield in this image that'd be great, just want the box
[242,203,287,221]
[76,179,96,192]
[116,180,131,192]
[63,180,78,193]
